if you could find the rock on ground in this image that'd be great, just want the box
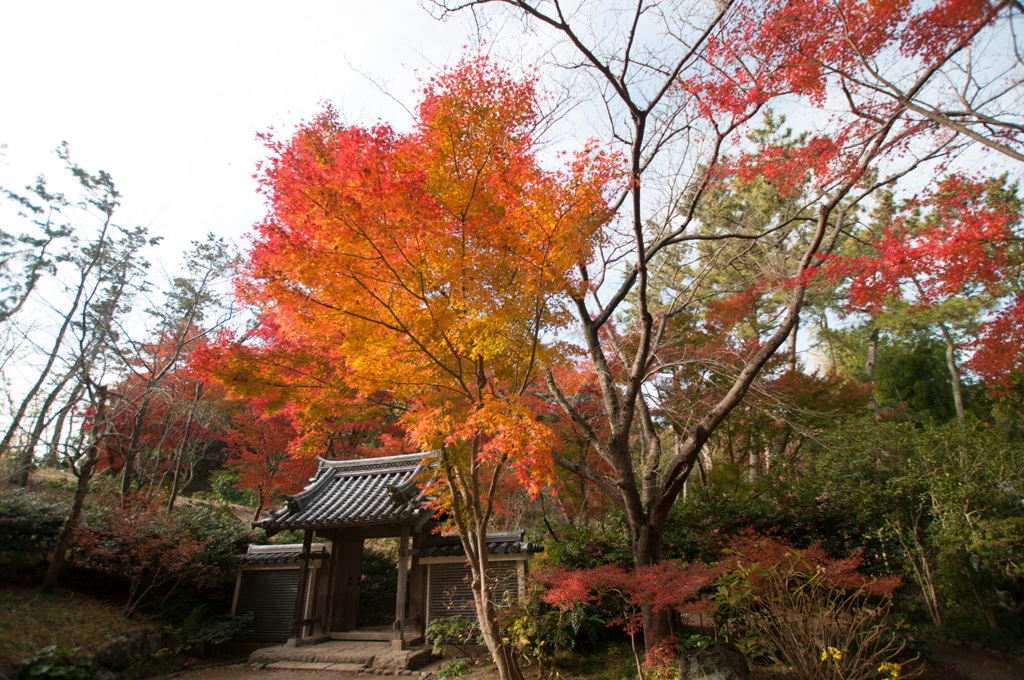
[678,642,750,680]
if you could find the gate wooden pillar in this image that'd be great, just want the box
[392,523,410,650]
[287,529,314,647]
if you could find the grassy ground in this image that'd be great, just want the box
[0,587,140,676]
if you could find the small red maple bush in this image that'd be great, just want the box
[539,531,909,680]
[717,533,913,680]
[537,559,723,678]
[73,499,214,617]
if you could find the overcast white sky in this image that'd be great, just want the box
[0,0,474,270]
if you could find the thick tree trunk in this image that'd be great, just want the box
[634,521,671,648]
[166,384,202,512]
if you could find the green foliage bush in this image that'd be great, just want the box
[425,616,480,656]
[803,420,1024,637]
[0,490,69,570]
[538,522,636,648]
[437,658,470,678]
[665,482,880,566]
[543,521,632,569]
[16,646,93,680]
[169,503,251,590]
[162,605,253,655]
[202,468,257,506]
[500,578,607,674]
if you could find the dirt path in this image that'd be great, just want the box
[160,645,1024,680]
[161,665,430,680]
[920,644,1024,680]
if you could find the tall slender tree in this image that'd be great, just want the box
[1,151,152,486]
[228,57,620,680]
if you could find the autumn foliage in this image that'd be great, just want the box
[238,55,622,484]
[221,409,315,520]
[539,532,905,680]
[72,500,214,617]
[831,173,1024,389]
[707,0,1002,106]
[224,55,623,680]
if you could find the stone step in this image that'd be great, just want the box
[249,641,436,672]
[265,661,368,672]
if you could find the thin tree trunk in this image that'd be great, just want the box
[865,326,882,422]
[465,524,524,680]
[787,312,799,372]
[120,393,152,501]
[41,384,83,467]
[896,512,942,627]
[14,363,81,486]
[166,384,202,512]
[440,437,524,680]
[819,311,837,374]
[42,385,109,590]
[0,213,113,466]
[936,322,965,421]
[969,578,1000,631]
[2,311,79,472]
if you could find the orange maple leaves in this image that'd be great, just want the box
[240,56,624,497]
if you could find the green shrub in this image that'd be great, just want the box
[357,549,398,627]
[0,491,69,569]
[203,468,257,506]
[665,483,881,567]
[169,503,251,590]
[437,658,470,678]
[805,420,1024,631]
[425,616,480,656]
[501,577,607,672]
[162,605,253,655]
[544,521,632,569]
[16,646,93,680]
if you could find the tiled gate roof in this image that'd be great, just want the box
[256,452,435,532]
[417,531,544,558]
[239,543,328,565]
